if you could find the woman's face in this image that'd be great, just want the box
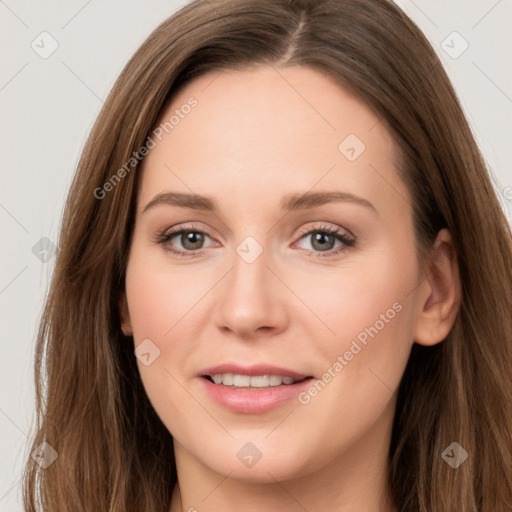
[122,65,433,484]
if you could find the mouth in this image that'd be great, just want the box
[202,373,312,388]
[198,364,314,413]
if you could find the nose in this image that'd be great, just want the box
[213,243,289,339]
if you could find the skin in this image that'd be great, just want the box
[120,65,461,512]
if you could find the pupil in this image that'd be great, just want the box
[182,231,203,249]
[312,232,334,251]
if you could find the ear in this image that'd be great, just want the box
[413,228,462,346]
[119,292,133,337]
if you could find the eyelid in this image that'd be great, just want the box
[291,223,356,257]
[294,222,354,240]
[151,222,215,256]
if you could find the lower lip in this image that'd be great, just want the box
[201,377,313,414]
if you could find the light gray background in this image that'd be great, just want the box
[1,1,511,510]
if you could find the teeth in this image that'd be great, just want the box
[233,374,251,387]
[250,375,270,387]
[209,373,303,388]
[222,373,234,386]
[269,375,283,386]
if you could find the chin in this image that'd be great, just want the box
[187,436,316,483]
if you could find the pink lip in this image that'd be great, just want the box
[198,363,313,414]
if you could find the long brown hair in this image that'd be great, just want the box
[23,0,512,510]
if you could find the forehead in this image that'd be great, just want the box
[137,65,408,220]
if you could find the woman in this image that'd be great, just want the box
[23,0,512,510]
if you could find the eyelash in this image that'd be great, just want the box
[154,223,356,259]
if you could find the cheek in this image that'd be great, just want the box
[124,244,214,415]
[293,251,417,444]
[294,247,416,357]
[125,242,209,341]
[298,306,412,457]
[124,255,202,438]
[126,271,178,340]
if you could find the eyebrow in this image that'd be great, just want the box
[142,190,378,215]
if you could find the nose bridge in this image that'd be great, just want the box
[227,233,273,304]
[233,237,267,288]
[213,232,288,335]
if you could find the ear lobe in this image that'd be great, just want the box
[119,293,133,336]
[413,229,462,347]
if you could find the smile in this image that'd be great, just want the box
[199,364,314,413]
[206,373,308,388]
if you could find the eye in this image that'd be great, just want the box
[154,223,356,259]
[293,224,356,257]
[154,223,216,257]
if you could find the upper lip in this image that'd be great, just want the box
[199,364,310,379]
